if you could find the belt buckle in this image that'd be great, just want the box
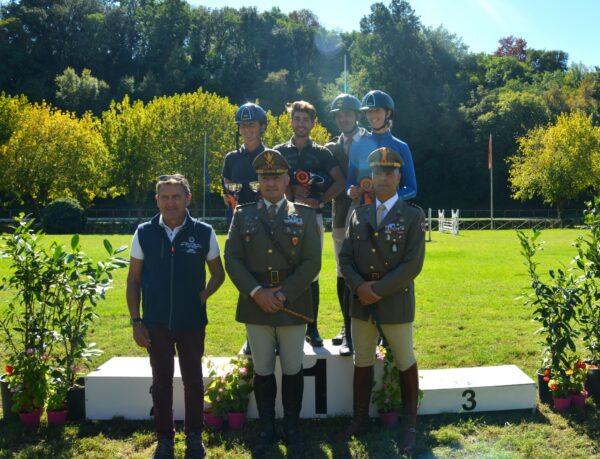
[270,270,280,284]
[371,272,380,281]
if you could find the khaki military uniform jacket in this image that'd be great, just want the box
[225,199,321,326]
[339,199,425,324]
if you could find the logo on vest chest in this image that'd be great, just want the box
[180,236,203,254]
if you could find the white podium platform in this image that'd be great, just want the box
[85,341,536,420]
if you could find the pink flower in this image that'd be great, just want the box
[239,367,248,376]
[26,348,34,355]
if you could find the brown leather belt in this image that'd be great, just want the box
[251,270,290,286]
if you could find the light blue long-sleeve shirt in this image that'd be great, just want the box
[346,130,417,200]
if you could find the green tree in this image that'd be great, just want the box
[0,92,29,145]
[508,112,600,217]
[0,102,112,216]
[101,95,162,214]
[0,0,106,101]
[102,89,241,214]
[55,67,110,115]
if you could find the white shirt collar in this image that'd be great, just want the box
[340,126,364,144]
[159,214,187,242]
[263,197,286,211]
[375,194,399,212]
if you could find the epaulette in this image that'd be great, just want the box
[354,203,371,216]
[235,202,255,210]
[293,202,313,210]
[406,201,424,211]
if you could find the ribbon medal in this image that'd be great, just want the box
[284,214,303,226]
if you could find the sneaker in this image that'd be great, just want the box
[153,437,175,459]
[185,432,206,459]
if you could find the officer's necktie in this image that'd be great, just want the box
[268,204,277,221]
[376,203,386,226]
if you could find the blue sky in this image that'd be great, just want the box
[188,0,600,68]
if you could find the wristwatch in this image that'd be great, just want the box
[130,317,143,326]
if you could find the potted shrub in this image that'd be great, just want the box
[222,356,254,430]
[547,371,572,412]
[568,359,589,408]
[517,230,581,403]
[372,346,402,426]
[49,234,127,420]
[4,350,49,427]
[46,371,69,425]
[203,358,228,429]
[573,199,600,403]
[0,215,127,421]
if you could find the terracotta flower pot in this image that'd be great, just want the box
[204,411,223,429]
[47,410,68,425]
[227,411,247,430]
[379,410,399,426]
[19,408,42,427]
[552,396,571,412]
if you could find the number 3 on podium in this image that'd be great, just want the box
[462,389,476,411]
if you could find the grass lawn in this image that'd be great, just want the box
[0,229,599,458]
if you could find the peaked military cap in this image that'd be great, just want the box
[368,147,404,169]
[253,149,290,175]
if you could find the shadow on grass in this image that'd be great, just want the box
[561,399,600,444]
[1,405,598,458]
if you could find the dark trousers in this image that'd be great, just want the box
[148,326,205,439]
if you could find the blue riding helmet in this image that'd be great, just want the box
[360,90,395,118]
[235,103,267,125]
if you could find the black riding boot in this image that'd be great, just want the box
[282,371,304,457]
[332,277,346,345]
[305,281,323,347]
[252,374,277,458]
[339,284,353,356]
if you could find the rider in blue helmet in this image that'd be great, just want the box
[222,103,269,359]
[346,90,417,203]
[222,102,268,217]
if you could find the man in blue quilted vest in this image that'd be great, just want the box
[126,174,225,459]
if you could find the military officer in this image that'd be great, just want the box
[338,147,425,455]
[225,149,321,457]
